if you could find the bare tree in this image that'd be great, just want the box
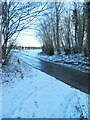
[86,1,90,56]
[71,2,86,53]
[72,2,79,53]
[1,1,46,64]
[37,14,54,55]
[0,29,1,64]
[54,2,64,54]
[61,11,72,54]
[77,3,86,53]
[37,2,65,55]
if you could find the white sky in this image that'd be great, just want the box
[17,30,42,47]
[17,36,41,47]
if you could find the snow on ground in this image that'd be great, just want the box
[38,51,90,73]
[1,50,88,118]
[0,66,2,119]
[14,49,90,73]
[14,49,41,58]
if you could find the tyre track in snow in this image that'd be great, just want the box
[14,51,90,94]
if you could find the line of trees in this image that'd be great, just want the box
[37,2,90,57]
[1,1,90,65]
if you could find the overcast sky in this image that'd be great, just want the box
[17,29,42,47]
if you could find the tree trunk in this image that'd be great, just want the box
[55,4,61,54]
[87,2,90,55]
[0,3,2,64]
[74,8,78,53]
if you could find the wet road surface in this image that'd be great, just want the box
[14,51,90,94]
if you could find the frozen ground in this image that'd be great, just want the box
[1,49,88,118]
[38,51,90,73]
[16,49,90,73]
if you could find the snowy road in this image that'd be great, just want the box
[14,50,90,94]
[2,49,88,118]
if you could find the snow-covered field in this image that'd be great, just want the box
[1,49,88,118]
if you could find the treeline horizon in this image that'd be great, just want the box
[1,1,90,65]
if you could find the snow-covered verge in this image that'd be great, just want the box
[0,66,2,119]
[16,49,90,73]
[38,51,90,73]
[1,52,88,119]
